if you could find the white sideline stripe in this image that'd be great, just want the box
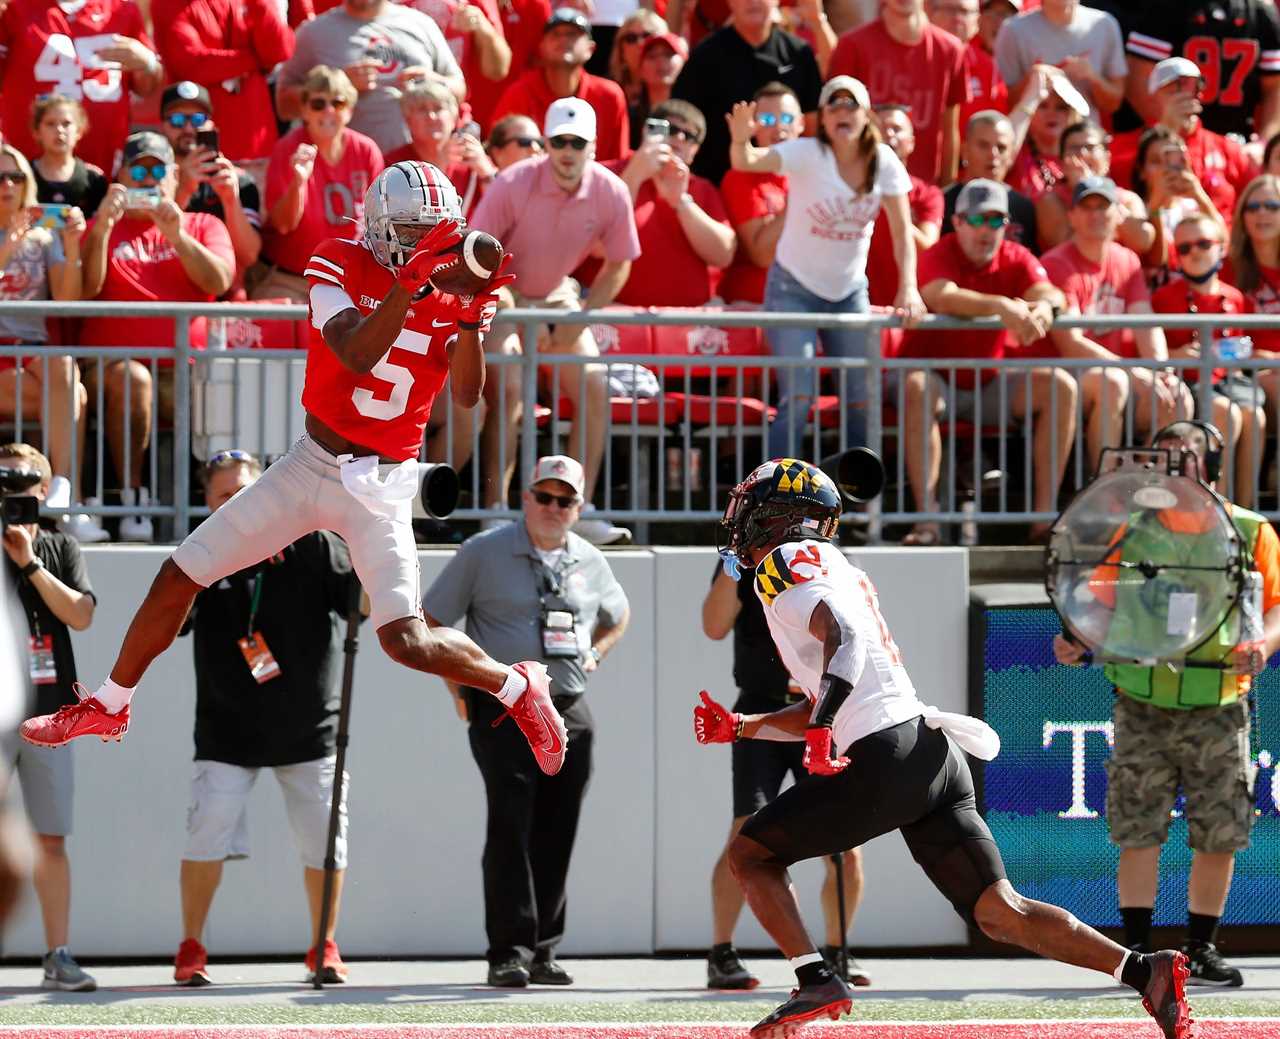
[2,1020,1278,1032]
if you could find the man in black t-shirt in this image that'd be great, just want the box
[700,562,869,992]
[672,0,822,183]
[2,443,97,992]
[172,450,360,989]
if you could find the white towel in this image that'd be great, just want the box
[337,453,420,520]
[922,706,1001,761]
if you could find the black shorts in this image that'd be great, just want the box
[739,716,1007,924]
[731,690,806,818]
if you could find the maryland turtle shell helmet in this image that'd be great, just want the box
[720,457,843,558]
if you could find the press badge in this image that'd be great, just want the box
[541,609,580,658]
[238,631,282,684]
[28,635,56,685]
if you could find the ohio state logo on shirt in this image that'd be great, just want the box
[363,30,402,76]
[113,238,178,265]
[805,194,881,243]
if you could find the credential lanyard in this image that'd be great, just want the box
[247,573,264,639]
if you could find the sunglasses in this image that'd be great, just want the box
[756,112,796,127]
[166,111,208,128]
[963,212,1008,228]
[128,162,167,180]
[1245,199,1280,213]
[532,489,578,509]
[206,448,256,472]
[619,30,653,44]
[548,135,588,151]
[0,171,26,185]
[667,125,701,144]
[307,96,350,111]
[824,97,861,111]
[1176,237,1218,256]
[499,135,543,149]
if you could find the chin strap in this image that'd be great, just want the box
[811,672,853,729]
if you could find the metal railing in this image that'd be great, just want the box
[2,301,1278,543]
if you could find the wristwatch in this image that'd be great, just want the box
[20,558,43,578]
[588,646,602,666]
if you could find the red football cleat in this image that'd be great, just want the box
[1142,950,1196,1039]
[173,938,211,987]
[20,684,129,748]
[493,662,567,775]
[305,939,348,984]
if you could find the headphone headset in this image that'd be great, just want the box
[1152,419,1224,483]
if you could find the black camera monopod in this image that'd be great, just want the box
[313,463,460,987]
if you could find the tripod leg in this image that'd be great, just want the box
[831,852,848,980]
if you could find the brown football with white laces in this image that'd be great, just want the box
[430,229,504,295]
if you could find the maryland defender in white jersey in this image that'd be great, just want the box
[693,458,1196,1039]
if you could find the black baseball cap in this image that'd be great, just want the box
[161,80,213,115]
[122,130,175,166]
[545,7,592,35]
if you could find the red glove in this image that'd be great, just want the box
[451,253,516,332]
[803,726,850,776]
[396,219,463,296]
[694,690,741,744]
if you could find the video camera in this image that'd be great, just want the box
[0,464,41,527]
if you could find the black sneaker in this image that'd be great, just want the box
[486,958,529,988]
[1183,941,1243,987]
[820,945,871,987]
[707,945,759,990]
[749,975,853,1038]
[528,959,573,985]
[1141,950,1195,1039]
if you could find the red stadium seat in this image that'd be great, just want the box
[554,394,775,428]
[589,308,654,356]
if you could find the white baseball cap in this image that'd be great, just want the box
[818,75,871,110]
[545,97,597,141]
[1149,56,1203,94]
[530,455,585,498]
[1045,70,1090,118]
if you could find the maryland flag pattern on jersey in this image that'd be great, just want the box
[755,546,799,607]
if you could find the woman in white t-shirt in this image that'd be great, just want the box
[728,75,925,459]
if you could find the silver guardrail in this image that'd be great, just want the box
[0,301,1277,543]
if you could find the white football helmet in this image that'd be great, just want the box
[363,160,464,270]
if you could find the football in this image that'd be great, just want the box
[430,229,505,296]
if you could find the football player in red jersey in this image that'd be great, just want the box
[20,160,570,778]
[0,0,164,174]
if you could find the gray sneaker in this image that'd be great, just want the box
[42,948,96,991]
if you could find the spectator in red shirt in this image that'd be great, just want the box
[385,79,498,220]
[608,9,669,109]
[1036,120,1154,255]
[594,100,736,306]
[827,0,969,185]
[1006,64,1088,201]
[867,103,944,307]
[80,132,235,542]
[1153,212,1266,506]
[160,82,263,283]
[628,32,688,149]
[152,0,295,166]
[1111,58,1258,228]
[1042,176,1189,466]
[30,96,108,219]
[491,8,631,161]
[899,178,1074,545]
[928,0,1008,130]
[719,81,798,305]
[475,0,554,134]
[486,114,548,170]
[257,66,384,303]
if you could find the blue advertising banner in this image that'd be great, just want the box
[981,605,1280,928]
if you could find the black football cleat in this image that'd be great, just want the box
[750,975,853,1038]
[1141,950,1195,1039]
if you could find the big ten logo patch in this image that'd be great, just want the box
[686,326,729,355]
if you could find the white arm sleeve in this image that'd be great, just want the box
[310,283,357,332]
[824,595,868,689]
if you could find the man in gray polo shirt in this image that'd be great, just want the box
[423,454,629,989]
[277,0,466,155]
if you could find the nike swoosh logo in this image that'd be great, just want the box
[538,710,564,755]
[431,318,453,327]
[777,63,794,73]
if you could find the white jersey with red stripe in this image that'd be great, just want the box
[303,236,457,461]
[754,539,928,752]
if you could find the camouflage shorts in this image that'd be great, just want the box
[1106,695,1256,853]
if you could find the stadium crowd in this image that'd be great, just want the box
[2,0,1280,544]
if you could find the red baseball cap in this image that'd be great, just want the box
[641,32,689,61]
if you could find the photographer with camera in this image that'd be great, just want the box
[80,130,235,543]
[1,443,97,991]
[1053,421,1280,987]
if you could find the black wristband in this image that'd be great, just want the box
[458,319,482,330]
[20,558,42,578]
[811,672,853,728]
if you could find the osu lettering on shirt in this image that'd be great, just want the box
[827,20,968,184]
[303,237,455,461]
[0,0,156,174]
[899,234,1050,388]
[1124,0,1280,138]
